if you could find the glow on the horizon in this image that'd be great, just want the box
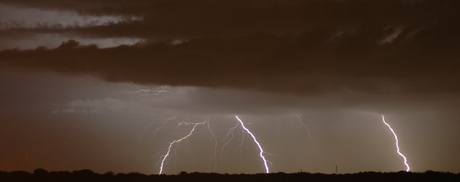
[382,115,410,172]
[235,115,270,173]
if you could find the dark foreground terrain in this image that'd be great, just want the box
[1,169,458,182]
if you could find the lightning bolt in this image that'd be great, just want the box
[158,120,207,174]
[24,152,30,161]
[121,84,171,96]
[295,114,318,152]
[140,115,178,138]
[237,124,246,156]
[115,85,273,173]
[235,115,270,173]
[220,121,237,158]
[220,121,240,158]
[206,120,218,171]
[381,115,410,172]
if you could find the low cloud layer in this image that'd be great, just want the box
[1,30,459,96]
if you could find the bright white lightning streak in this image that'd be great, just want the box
[381,115,410,172]
[158,121,206,174]
[235,115,270,173]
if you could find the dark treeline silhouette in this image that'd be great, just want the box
[0,169,458,182]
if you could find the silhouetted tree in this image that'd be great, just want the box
[0,169,459,182]
[33,168,48,175]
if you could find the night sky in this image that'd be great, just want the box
[1,0,459,175]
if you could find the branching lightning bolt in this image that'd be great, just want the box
[237,125,246,156]
[220,121,240,158]
[381,115,410,172]
[140,115,177,138]
[121,84,172,96]
[207,120,218,171]
[235,115,270,173]
[118,85,276,174]
[158,120,207,174]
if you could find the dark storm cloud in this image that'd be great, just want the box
[1,0,458,39]
[1,28,460,96]
[1,0,459,95]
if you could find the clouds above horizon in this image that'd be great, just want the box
[1,30,460,96]
[1,0,460,96]
[1,0,457,38]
